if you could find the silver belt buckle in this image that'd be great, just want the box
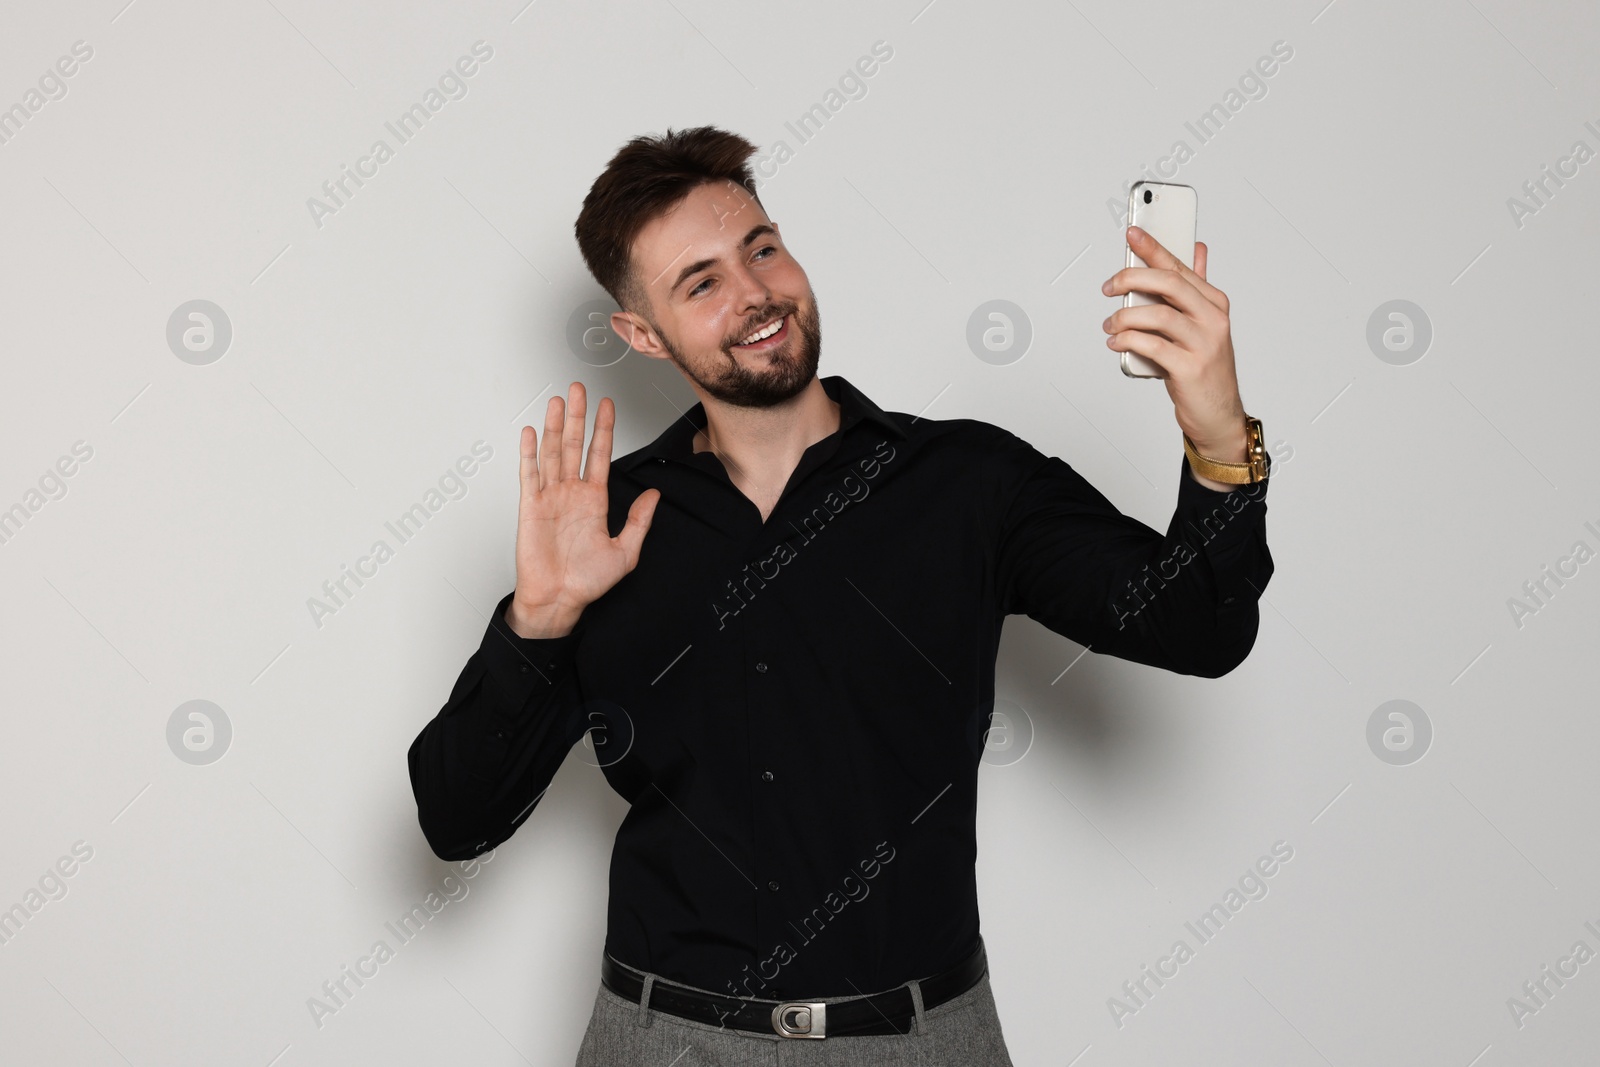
[771,1000,827,1038]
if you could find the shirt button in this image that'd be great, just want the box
[755,662,768,673]
[768,881,780,891]
[761,770,774,782]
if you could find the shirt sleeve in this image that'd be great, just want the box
[994,433,1274,678]
[407,590,589,860]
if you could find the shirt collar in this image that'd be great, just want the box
[616,374,906,473]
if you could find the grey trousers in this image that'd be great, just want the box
[573,957,1015,1066]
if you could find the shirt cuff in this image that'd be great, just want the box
[1174,454,1271,607]
[478,590,585,712]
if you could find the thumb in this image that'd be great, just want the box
[615,488,660,568]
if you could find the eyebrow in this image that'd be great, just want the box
[668,224,778,297]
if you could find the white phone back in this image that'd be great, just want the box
[1122,181,1198,379]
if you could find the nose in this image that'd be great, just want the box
[730,262,773,315]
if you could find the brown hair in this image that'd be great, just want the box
[574,126,764,323]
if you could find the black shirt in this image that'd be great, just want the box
[407,374,1274,999]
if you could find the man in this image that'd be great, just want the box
[407,126,1274,1065]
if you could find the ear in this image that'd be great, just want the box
[610,311,653,354]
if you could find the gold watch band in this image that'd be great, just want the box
[1184,415,1269,484]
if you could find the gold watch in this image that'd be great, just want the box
[1183,415,1269,484]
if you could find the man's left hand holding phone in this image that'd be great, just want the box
[1100,225,1252,491]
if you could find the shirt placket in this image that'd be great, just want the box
[737,441,847,993]
[744,599,786,973]
[689,425,857,993]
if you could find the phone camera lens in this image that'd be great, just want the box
[1143,189,1153,204]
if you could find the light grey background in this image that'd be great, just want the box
[3,0,1597,1063]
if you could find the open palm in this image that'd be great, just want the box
[508,382,659,638]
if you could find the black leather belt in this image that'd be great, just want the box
[600,937,987,1038]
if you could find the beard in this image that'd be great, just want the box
[656,295,822,408]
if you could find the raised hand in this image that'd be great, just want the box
[1100,226,1248,463]
[505,382,660,639]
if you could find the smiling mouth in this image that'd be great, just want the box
[732,314,790,351]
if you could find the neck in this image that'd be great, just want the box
[692,377,841,490]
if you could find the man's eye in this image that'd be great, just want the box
[689,248,775,297]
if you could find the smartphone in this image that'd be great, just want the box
[1121,181,1198,379]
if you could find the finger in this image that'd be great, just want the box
[1127,226,1227,308]
[585,396,614,485]
[1105,303,1200,348]
[1127,225,1180,269]
[539,394,564,489]
[519,424,540,501]
[562,382,587,481]
[1194,241,1208,282]
[615,488,660,570]
[1107,328,1187,375]
[1104,267,1208,318]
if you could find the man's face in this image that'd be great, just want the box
[612,180,821,408]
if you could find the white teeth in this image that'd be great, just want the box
[737,315,784,346]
